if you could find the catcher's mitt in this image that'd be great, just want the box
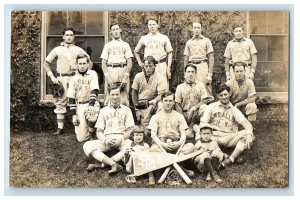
[135,100,149,110]
[49,81,64,98]
[84,106,98,122]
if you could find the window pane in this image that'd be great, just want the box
[251,36,268,61]
[255,62,288,92]
[86,37,104,63]
[250,12,267,34]
[47,11,67,35]
[86,12,104,35]
[267,12,286,34]
[268,36,284,61]
[68,11,85,35]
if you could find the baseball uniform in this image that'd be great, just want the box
[101,38,133,106]
[67,69,100,142]
[226,78,258,118]
[83,103,135,162]
[148,110,194,154]
[194,139,225,172]
[132,70,167,127]
[201,101,252,148]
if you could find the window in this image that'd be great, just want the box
[249,11,289,92]
[41,11,108,102]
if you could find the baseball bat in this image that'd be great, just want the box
[154,139,192,184]
[158,142,185,184]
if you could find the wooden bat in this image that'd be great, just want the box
[158,142,185,184]
[154,140,192,184]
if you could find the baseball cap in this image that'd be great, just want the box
[199,122,213,131]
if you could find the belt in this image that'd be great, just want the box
[157,57,167,63]
[58,72,75,77]
[107,63,126,68]
[77,100,89,104]
[189,60,207,64]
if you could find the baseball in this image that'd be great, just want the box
[166,139,172,143]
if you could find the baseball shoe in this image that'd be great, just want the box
[125,175,136,184]
[206,172,212,182]
[211,171,223,183]
[182,167,195,178]
[53,128,63,135]
[149,177,155,185]
[108,163,123,175]
[86,163,107,172]
[221,158,233,168]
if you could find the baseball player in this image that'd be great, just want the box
[175,64,214,139]
[67,54,100,142]
[83,86,135,175]
[101,23,133,106]
[200,84,254,167]
[224,24,258,81]
[132,56,168,130]
[226,62,258,122]
[43,27,93,135]
[193,122,226,183]
[183,21,214,98]
[148,91,195,177]
[134,19,173,91]
[124,125,155,185]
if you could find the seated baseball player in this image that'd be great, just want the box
[132,56,168,131]
[148,91,195,177]
[82,86,135,175]
[225,62,258,122]
[194,122,227,183]
[124,125,155,185]
[175,64,213,140]
[67,54,100,142]
[200,84,255,167]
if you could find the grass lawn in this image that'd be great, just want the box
[9,123,288,188]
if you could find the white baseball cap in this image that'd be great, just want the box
[199,122,213,131]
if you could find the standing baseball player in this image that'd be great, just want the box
[132,56,168,131]
[101,23,133,106]
[200,84,254,167]
[134,19,173,91]
[226,62,258,122]
[148,91,195,177]
[175,64,213,139]
[183,21,214,98]
[67,54,100,142]
[83,86,135,175]
[43,27,93,135]
[224,24,258,81]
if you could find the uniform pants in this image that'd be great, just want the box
[194,62,213,98]
[156,62,169,91]
[104,66,129,106]
[54,76,71,114]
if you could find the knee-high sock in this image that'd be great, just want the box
[57,114,65,129]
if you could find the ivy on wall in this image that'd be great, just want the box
[109,11,246,93]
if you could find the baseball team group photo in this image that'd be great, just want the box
[9,10,289,189]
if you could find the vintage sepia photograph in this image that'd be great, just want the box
[9,10,289,189]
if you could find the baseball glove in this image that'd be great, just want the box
[135,100,149,110]
[49,81,64,98]
[84,106,98,122]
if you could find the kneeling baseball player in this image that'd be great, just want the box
[67,54,100,142]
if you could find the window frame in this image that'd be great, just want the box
[247,11,289,95]
[40,11,109,103]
